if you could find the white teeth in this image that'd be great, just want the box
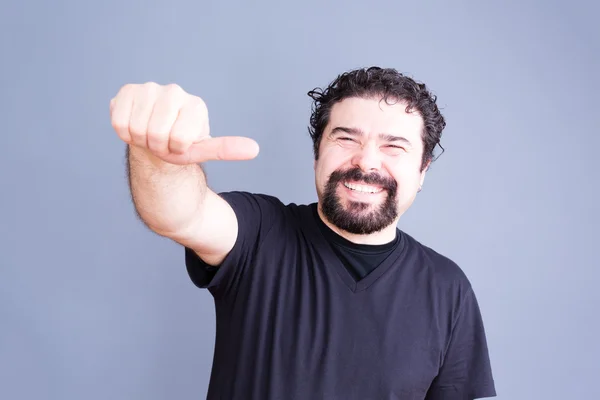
[344,182,382,193]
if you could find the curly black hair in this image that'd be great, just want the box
[307,66,446,172]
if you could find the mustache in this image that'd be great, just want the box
[328,168,397,190]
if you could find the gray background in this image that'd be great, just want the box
[1,0,598,399]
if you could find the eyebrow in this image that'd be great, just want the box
[330,126,413,146]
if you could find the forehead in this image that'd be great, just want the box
[327,97,424,141]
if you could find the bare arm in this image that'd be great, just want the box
[111,82,259,266]
[126,145,238,265]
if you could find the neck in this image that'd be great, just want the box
[316,203,398,245]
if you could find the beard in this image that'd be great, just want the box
[321,167,398,235]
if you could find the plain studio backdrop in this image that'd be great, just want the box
[1,0,598,399]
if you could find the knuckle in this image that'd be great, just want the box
[147,126,168,139]
[191,97,208,116]
[119,83,137,95]
[111,118,127,131]
[169,134,188,149]
[147,117,172,138]
[148,138,169,155]
[165,83,184,97]
[169,144,186,155]
[168,131,183,143]
[146,129,169,143]
[189,95,206,107]
[141,81,159,95]
[143,81,159,89]
[128,122,146,138]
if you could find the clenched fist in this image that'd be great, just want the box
[110,82,259,165]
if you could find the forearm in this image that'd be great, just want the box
[126,145,207,236]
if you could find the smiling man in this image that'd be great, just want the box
[315,97,426,241]
[111,67,496,400]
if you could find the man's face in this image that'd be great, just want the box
[314,96,428,235]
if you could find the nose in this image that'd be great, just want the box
[351,142,382,172]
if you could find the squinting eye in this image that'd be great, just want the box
[337,137,359,145]
[383,145,405,155]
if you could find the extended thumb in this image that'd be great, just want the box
[187,136,260,162]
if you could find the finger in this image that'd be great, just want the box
[129,83,159,148]
[147,86,184,156]
[110,88,134,144]
[187,136,260,163]
[168,101,208,155]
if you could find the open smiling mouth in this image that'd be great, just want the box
[343,182,384,194]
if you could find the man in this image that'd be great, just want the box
[110,67,496,399]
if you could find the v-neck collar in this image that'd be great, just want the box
[307,203,406,293]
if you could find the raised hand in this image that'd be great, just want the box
[110,82,259,165]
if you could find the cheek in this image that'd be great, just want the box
[315,153,346,180]
[314,160,333,191]
[390,170,422,196]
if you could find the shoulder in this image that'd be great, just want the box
[218,190,285,208]
[216,190,287,216]
[401,233,485,339]
[217,190,313,225]
[402,231,473,292]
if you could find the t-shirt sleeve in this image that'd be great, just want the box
[425,287,497,400]
[184,191,282,299]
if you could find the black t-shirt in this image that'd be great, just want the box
[185,191,496,400]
